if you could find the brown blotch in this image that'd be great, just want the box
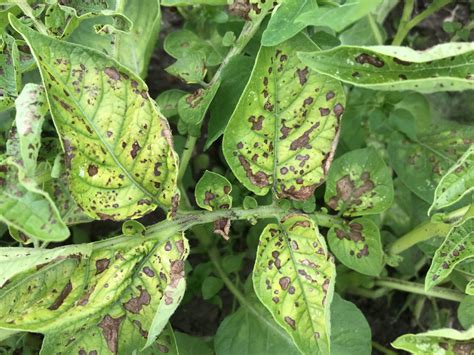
[143,267,155,277]
[154,162,162,176]
[204,191,215,206]
[333,103,344,120]
[289,122,320,150]
[95,258,110,275]
[279,276,291,290]
[98,315,124,355]
[326,91,335,101]
[319,107,330,116]
[88,165,98,177]
[248,115,264,131]
[238,155,269,187]
[123,286,151,314]
[104,67,120,80]
[296,67,309,85]
[303,97,314,106]
[355,53,385,67]
[130,141,141,159]
[279,184,317,200]
[48,280,73,310]
[393,57,412,66]
[214,218,231,240]
[284,316,296,330]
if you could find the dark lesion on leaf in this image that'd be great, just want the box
[355,53,385,68]
[48,280,73,310]
[98,314,125,355]
[327,172,375,212]
[238,154,270,188]
[123,286,151,314]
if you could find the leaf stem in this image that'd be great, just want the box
[372,341,397,355]
[367,13,384,45]
[13,0,49,35]
[177,135,197,183]
[392,0,453,45]
[374,277,465,302]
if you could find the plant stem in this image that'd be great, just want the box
[13,0,49,35]
[177,135,197,183]
[392,0,453,45]
[372,341,397,355]
[375,277,464,302]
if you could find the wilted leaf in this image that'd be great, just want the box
[298,43,474,93]
[253,214,336,354]
[328,217,383,276]
[223,34,345,200]
[195,170,232,211]
[324,148,394,216]
[0,232,189,354]
[425,218,474,290]
[429,146,474,214]
[392,327,474,354]
[11,16,179,221]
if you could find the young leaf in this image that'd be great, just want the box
[0,232,189,354]
[175,331,213,355]
[223,34,345,200]
[253,214,336,354]
[156,89,187,118]
[14,83,48,177]
[429,146,474,214]
[165,52,207,84]
[195,170,232,211]
[324,148,394,216]
[328,218,383,276]
[467,280,474,296]
[10,16,179,221]
[458,296,474,329]
[425,218,474,290]
[388,123,474,203]
[261,0,318,47]
[392,327,474,354]
[178,81,221,129]
[298,43,474,93]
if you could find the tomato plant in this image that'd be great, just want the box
[0,0,473,354]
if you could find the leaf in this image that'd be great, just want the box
[162,0,228,5]
[156,89,187,118]
[330,294,371,355]
[14,83,48,177]
[328,217,383,276]
[392,327,474,354]
[178,81,221,129]
[458,296,474,329]
[165,52,207,84]
[10,15,179,221]
[261,0,318,47]
[425,217,474,290]
[298,43,474,93]
[175,332,213,355]
[0,232,189,354]
[466,280,474,295]
[429,146,474,214]
[67,0,161,77]
[0,34,20,112]
[195,170,232,211]
[388,123,474,203]
[201,276,224,300]
[223,34,345,200]
[253,214,336,354]
[295,0,383,33]
[324,148,394,216]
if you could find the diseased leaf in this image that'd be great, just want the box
[295,0,383,33]
[261,0,318,47]
[429,146,474,214]
[10,16,179,221]
[328,217,383,276]
[298,43,474,93]
[0,34,20,112]
[392,327,474,354]
[178,81,221,129]
[165,52,207,84]
[14,83,48,177]
[388,123,474,203]
[195,170,232,211]
[425,218,474,290]
[223,34,345,200]
[0,232,189,354]
[253,214,336,354]
[324,148,394,216]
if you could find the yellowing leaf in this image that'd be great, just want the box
[10,15,179,221]
[253,214,336,354]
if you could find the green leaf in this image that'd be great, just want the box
[156,89,187,118]
[261,0,318,47]
[178,81,221,129]
[201,276,224,300]
[67,0,161,77]
[328,217,383,276]
[10,15,179,221]
[223,34,345,200]
[162,0,229,5]
[0,232,189,354]
[298,43,474,93]
[458,296,474,329]
[425,217,474,290]
[253,214,336,354]
[324,148,394,216]
[429,146,474,214]
[295,0,383,33]
[175,332,213,355]
[195,170,232,211]
[165,52,207,84]
[388,123,474,203]
[466,280,474,295]
[330,294,371,355]
[392,327,474,354]
[0,34,20,112]
[14,83,48,177]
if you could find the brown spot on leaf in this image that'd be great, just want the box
[319,107,330,116]
[130,141,141,159]
[88,165,98,177]
[48,280,73,310]
[104,67,120,80]
[248,115,264,130]
[355,53,385,67]
[296,67,309,85]
[333,103,344,120]
[98,315,124,355]
[238,155,269,187]
[123,286,151,314]
[279,276,291,290]
[289,122,320,150]
[95,258,110,275]
[143,267,155,277]
[214,218,231,240]
[326,91,335,101]
[284,316,296,330]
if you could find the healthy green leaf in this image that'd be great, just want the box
[253,214,336,354]
[261,0,318,47]
[328,217,384,276]
[175,331,213,355]
[10,16,179,221]
[330,294,372,355]
[324,148,394,216]
[156,89,187,118]
[466,280,474,295]
[0,232,189,354]
[458,296,474,329]
[295,0,383,33]
[162,0,228,5]
[392,327,474,354]
[195,170,232,211]
[388,123,474,203]
[429,146,474,214]
[0,34,20,112]
[201,276,224,300]
[165,52,207,84]
[298,43,474,93]
[425,217,474,290]
[223,34,345,200]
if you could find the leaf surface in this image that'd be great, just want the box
[223,34,345,200]
[0,34,20,111]
[10,16,179,221]
[195,170,232,211]
[298,43,474,93]
[253,214,336,354]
